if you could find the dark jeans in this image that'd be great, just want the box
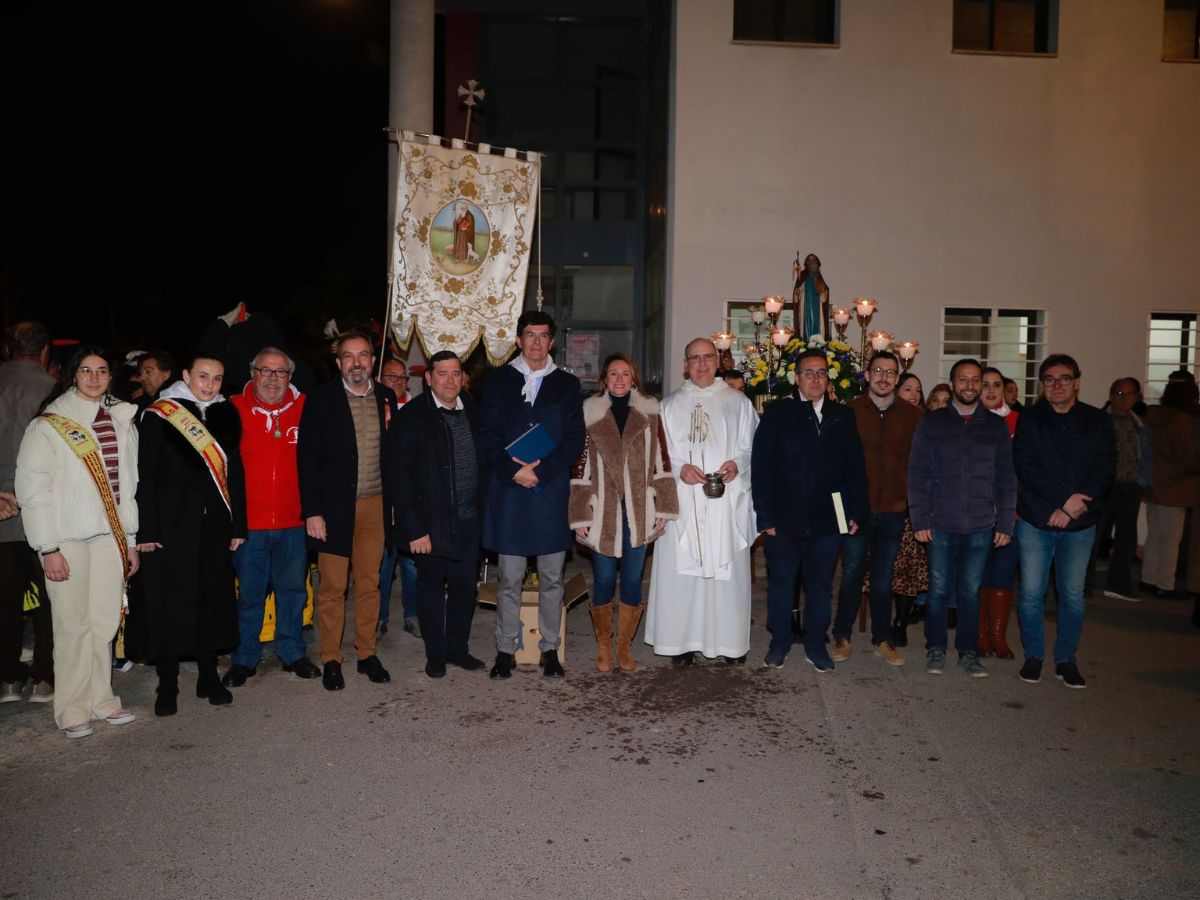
[834,511,906,644]
[380,547,418,625]
[231,527,308,668]
[1017,520,1094,663]
[982,527,1020,589]
[765,533,842,658]
[1092,482,1142,593]
[590,516,648,607]
[925,528,992,654]
[414,515,481,662]
[0,541,53,684]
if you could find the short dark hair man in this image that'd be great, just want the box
[298,331,397,691]
[1013,354,1115,688]
[908,357,1017,679]
[135,351,174,408]
[480,310,584,679]
[831,350,922,667]
[0,322,55,703]
[752,347,869,672]
[376,357,418,637]
[386,350,487,678]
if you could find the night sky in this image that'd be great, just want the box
[2,0,390,358]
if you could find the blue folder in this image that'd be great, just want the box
[505,422,556,462]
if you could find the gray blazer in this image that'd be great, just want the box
[0,360,55,543]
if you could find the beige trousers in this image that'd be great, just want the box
[316,494,384,663]
[1142,502,1186,591]
[46,535,124,729]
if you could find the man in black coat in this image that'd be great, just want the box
[297,332,397,691]
[385,351,487,679]
[751,348,869,673]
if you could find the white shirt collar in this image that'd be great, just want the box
[432,393,464,411]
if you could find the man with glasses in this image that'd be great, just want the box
[908,358,1016,679]
[223,347,320,687]
[377,358,419,637]
[832,350,922,667]
[752,347,867,672]
[1013,354,1115,688]
[648,338,757,666]
[481,311,584,679]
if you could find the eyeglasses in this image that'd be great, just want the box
[799,369,829,380]
[686,353,719,363]
[253,367,291,379]
[869,367,899,380]
[1041,375,1076,387]
[77,367,111,379]
[380,374,406,383]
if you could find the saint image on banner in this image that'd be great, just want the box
[430,198,490,276]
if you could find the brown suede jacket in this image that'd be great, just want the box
[850,394,923,515]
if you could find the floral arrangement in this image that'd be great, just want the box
[742,336,866,404]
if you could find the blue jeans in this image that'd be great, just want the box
[1016,519,1094,663]
[925,528,993,655]
[232,527,308,667]
[591,517,648,607]
[834,511,906,644]
[765,533,842,659]
[379,547,418,625]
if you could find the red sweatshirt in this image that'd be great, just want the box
[232,382,306,530]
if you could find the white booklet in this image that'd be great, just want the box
[831,492,849,535]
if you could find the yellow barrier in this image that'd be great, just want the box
[249,564,316,643]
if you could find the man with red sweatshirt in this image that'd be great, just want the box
[223,347,320,686]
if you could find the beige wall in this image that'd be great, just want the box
[665,0,1200,402]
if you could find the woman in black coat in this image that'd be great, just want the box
[126,357,247,716]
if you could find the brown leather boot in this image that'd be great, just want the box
[977,589,994,656]
[590,605,614,673]
[988,588,1015,659]
[616,603,644,673]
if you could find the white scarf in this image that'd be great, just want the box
[510,355,557,405]
[158,379,227,414]
[989,402,1012,418]
[247,383,300,433]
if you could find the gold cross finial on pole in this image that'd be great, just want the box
[457,79,485,142]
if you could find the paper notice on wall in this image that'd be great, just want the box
[564,332,601,382]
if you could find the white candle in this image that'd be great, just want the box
[898,340,919,360]
[832,308,851,327]
[750,307,766,325]
[771,328,792,347]
[763,295,784,315]
[854,297,877,317]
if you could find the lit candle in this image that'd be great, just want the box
[854,297,877,317]
[771,326,793,347]
[763,295,784,316]
[869,330,894,352]
[710,331,733,351]
[750,306,766,325]
[897,340,919,361]
[832,308,851,327]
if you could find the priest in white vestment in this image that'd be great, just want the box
[645,338,757,662]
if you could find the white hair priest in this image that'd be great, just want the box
[645,338,758,665]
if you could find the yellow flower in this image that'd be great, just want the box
[787,362,796,371]
[785,338,803,352]
[750,374,765,386]
[840,378,851,389]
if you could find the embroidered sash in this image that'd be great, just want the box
[40,412,130,577]
[144,399,232,514]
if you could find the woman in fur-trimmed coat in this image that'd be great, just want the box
[569,354,679,673]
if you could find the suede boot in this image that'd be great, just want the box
[891,595,912,648]
[988,588,1015,659]
[977,589,995,656]
[616,603,644,673]
[155,658,179,717]
[196,653,233,706]
[590,604,614,673]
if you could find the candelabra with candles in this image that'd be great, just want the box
[710,330,736,371]
[742,295,795,393]
[853,297,877,360]
[897,340,920,371]
[831,307,852,341]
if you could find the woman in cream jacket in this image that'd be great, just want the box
[16,347,140,738]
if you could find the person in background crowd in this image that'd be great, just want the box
[889,372,930,645]
[1,323,56,704]
[1013,354,1115,689]
[16,347,140,737]
[832,351,921,667]
[648,338,756,667]
[908,358,1016,679]
[377,358,418,637]
[480,311,584,680]
[1003,377,1024,412]
[132,351,174,409]
[570,353,678,673]
[299,332,397,691]
[720,369,747,394]
[222,348,320,688]
[127,355,247,716]
[1093,378,1151,602]
[1168,368,1196,385]
[1139,380,1200,599]
[387,351,487,678]
[752,347,866,672]
[976,367,1020,659]
[925,383,951,412]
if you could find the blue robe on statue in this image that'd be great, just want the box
[801,277,824,341]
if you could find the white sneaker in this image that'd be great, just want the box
[64,723,94,739]
[1102,589,1142,602]
[29,681,54,704]
[103,709,136,726]
[0,681,23,703]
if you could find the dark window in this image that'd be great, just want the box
[953,0,1058,54]
[733,0,839,45]
[1164,0,1200,60]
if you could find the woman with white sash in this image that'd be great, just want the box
[15,347,140,739]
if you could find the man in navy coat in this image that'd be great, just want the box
[481,311,584,679]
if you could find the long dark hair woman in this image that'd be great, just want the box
[15,346,141,738]
[569,353,679,672]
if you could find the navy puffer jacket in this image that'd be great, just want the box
[907,403,1017,536]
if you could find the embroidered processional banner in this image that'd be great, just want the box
[388,134,541,363]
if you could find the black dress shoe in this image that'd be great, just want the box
[722,654,747,666]
[489,652,516,679]
[425,658,447,679]
[540,651,565,678]
[197,680,233,706]
[378,621,388,636]
[672,652,695,667]
[282,657,321,679]
[356,655,391,683]
[154,689,178,717]
[221,664,256,688]
[403,618,420,637]
[322,661,345,691]
[446,652,486,671]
